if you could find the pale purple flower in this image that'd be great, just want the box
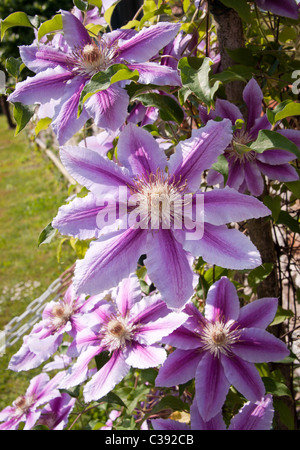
[52,120,271,309]
[0,372,65,430]
[201,78,299,196]
[8,285,100,372]
[155,276,289,422]
[152,394,274,430]
[58,274,188,403]
[100,409,121,430]
[255,0,299,19]
[8,10,181,144]
[37,392,76,430]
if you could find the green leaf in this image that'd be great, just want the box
[247,263,274,289]
[249,130,300,159]
[38,223,57,247]
[104,1,121,27]
[151,395,188,414]
[285,176,300,199]
[78,64,139,115]
[1,12,35,40]
[60,386,81,398]
[97,392,127,408]
[73,0,89,11]
[276,210,300,234]
[211,154,229,184]
[94,351,110,371]
[5,57,25,78]
[262,377,292,397]
[263,195,281,222]
[273,398,295,430]
[266,100,300,125]
[178,57,220,108]
[134,93,184,124]
[35,117,52,135]
[219,0,252,22]
[13,102,36,135]
[270,305,294,326]
[225,47,256,66]
[210,70,247,85]
[37,14,63,41]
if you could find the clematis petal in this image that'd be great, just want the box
[83,350,130,402]
[195,352,231,422]
[59,345,101,390]
[115,273,142,317]
[130,294,170,325]
[232,328,289,363]
[221,353,265,402]
[228,394,274,431]
[215,98,244,125]
[255,0,299,19]
[24,410,42,430]
[190,400,226,430]
[237,297,278,329]
[51,76,89,144]
[248,114,272,140]
[152,419,190,431]
[84,85,129,133]
[126,62,181,86]
[124,342,166,368]
[204,277,240,323]
[8,67,73,105]
[135,311,188,346]
[183,223,262,270]
[52,192,108,240]
[168,119,233,192]
[59,144,133,196]
[243,78,264,131]
[244,160,265,196]
[256,148,297,165]
[226,159,245,191]
[145,229,195,309]
[61,10,92,48]
[256,160,299,182]
[117,123,167,177]
[73,228,147,296]
[117,22,181,63]
[203,186,271,226]
[155,348,202,387]
[19,44,71,73]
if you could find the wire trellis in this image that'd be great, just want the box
[0,265,74,356]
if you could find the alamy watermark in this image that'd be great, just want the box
[0,330,6,357]
[292,70,300,95]
[0,70,5,95]
[95,187,205,241]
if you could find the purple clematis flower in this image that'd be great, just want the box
[7,10,181,144]
[52,120,271,309]
[201,78,299,196]
[152,394,274,430]
[8,285,101,372]
[255,0,299,19]
[58,274,188,403]
[155,276,289,422]
[0,372,65,430]
[37,392,76,430]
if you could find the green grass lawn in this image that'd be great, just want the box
[0,113,75,410]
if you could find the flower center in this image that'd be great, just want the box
[130,169,188,230]
[227,130,256,163]
[70,39,118,77]
[50,302,73,331]
[14,395,35,416]
[101,315,136,352]
[201,320,240,357]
